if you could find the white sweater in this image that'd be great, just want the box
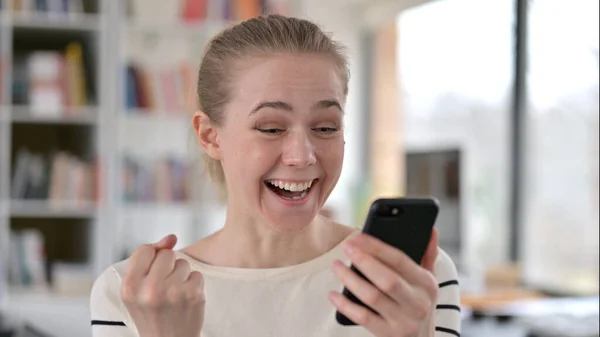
[90,238,461,337]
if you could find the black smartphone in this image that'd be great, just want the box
[335,197,440,326]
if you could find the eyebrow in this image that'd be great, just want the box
[249,99,343,115]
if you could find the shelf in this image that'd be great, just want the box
[8,286,90,301]
[122,201,198,211]
[7,287,91,337]
[123,108,191,120]
[0,200,8,214]
[10,12,101,32]
[10,106,99,125]
[0,107,9,123]
[10,200,97,218]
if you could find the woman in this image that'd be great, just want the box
[91,14,461,337]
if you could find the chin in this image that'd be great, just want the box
[260,178,324,232]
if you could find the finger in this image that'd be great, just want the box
[183,271,205,304]
[152,234,178,250]
[421,228,439,272]
[148,249,176,280]
[126,244,157,279]
[331,260,399,321]
[341,246,417,307]
[346,234,431,286]
[329,291,388,335]
[186,271,204,287]
[166,259,192,283]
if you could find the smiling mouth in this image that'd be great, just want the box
[264,179,318,200]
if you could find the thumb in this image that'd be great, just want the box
[153,234,178,250]
[421,227,439,272]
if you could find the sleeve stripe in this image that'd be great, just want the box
[435,326,460,336]
[438,280,459,288]
[91,320,126,326]
[436,304,461,312]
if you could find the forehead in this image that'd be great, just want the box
[229,53,345,105]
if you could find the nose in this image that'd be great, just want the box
[281,129,316,168]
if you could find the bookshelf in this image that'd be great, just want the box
[0,0,298,333]
[0,1,108,320]
[110,0,298,259]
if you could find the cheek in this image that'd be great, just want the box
[316,138,344,167]
[227,136,278,175]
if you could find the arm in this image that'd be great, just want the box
[90,265,138,337]
[426,249,461,337]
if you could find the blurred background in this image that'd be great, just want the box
[0,0,597,336]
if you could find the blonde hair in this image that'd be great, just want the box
[197,14,350,186]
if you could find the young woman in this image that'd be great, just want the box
[91,15,461,337]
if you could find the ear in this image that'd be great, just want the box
[192,111,221,160]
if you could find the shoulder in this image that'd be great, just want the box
[90,260,138,336]
[433,248,459,283]
[431,248,461,336]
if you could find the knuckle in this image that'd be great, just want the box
[414,299,431,319]
[394,320,421,337]
[140,283,165,308]
[422,273,439,298]
[354,309,372,326]
[160,249,176,259]
[166,286,183,304]
[353,251,368,265]
[403,320,420,336]
[185,285,204,304]
[135,244,153,257]
[183,287,196,302]
[393,253,410,270]
[365,288,384,307]
[191,271,204,286]
[176,259,191,272]
[380,276,400,295]
[120,277,137,303]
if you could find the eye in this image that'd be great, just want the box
[257,128,285,135]
[312,127,339,134]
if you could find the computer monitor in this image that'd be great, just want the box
[405,148,463,270]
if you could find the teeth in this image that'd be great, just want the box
[267,179,314,192]
[290,191,308,200]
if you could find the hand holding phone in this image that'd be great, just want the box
[329,198,440,335]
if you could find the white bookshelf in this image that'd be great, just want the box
[0,1,112,332]
[0,0,300,336]
[0,0,295,334]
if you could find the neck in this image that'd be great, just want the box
[218,214,328,269]
[197,208,350,269]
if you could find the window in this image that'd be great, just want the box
[397,0,515,270]
[521,0,599,295]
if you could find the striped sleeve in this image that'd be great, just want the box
[90,263,138,337]
[433,249,461,337]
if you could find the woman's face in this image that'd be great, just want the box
[212,53,346,232]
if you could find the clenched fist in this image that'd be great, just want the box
[120,234,205,337]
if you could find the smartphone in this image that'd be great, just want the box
[335,197,440,326]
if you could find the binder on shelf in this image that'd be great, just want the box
[125,61,195,115]
[14,43,89,118]
[6,0,85,17]
[11,148,98,204]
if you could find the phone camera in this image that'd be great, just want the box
[376,205,403,217]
